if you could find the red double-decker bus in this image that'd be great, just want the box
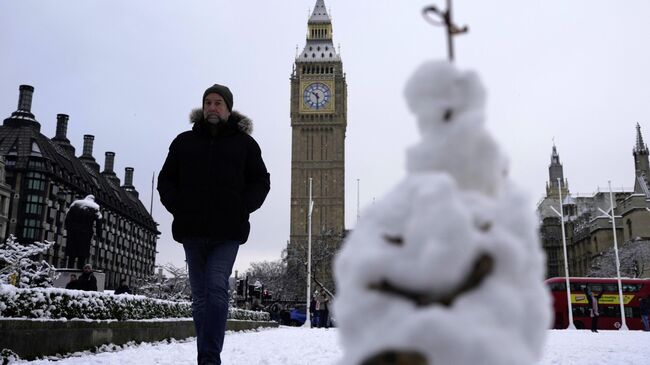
[545,277,650,330]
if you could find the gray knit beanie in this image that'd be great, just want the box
[202,84,233,112]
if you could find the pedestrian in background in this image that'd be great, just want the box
[65,274,79,290]
[158,83,270,365]
[77,264,97,291]
[114,279,131,295]
[586,286,602,332]
[640,296,650,331]
[318,288,330,328]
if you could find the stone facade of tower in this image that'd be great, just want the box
[538,125,650,278]
[287,0,347,295]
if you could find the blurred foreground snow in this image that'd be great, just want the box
[13,327,650,365]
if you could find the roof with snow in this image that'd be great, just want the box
[1,88,158,232]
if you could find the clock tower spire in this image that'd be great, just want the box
[288,0,347,291]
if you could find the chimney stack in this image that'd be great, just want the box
[82,135,95,158]
[17,85,34,112]
[4,85,40,131]
[122,167,138,197]
[55,114,69,140]
[124,167,134,187]
[104,152,115,173]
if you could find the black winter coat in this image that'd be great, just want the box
[77,272,97,291]
[64,200,102,257]
[114,285,131,295]
[157,110,270,243]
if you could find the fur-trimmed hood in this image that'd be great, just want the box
[189,108,253,135]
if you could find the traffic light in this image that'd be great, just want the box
[236,280,244,296]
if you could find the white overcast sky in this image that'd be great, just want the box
[2,1,650,274]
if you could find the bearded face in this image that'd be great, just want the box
[203,93,230,124]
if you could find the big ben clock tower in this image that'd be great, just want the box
[288,0,347,287]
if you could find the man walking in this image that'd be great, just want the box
[158,84,270,365]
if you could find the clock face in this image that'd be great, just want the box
[303,82,331,110]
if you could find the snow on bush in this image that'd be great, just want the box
[0,284,269,321]
[334,61,550,365]
[0,236,56,288]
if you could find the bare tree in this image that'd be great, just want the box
[240,230,344,302]
[283,229,344,300]
[244,259,287,299]
[134,262,191,301]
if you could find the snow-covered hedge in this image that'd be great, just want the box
[228,307,270,322]
[0,284,269,321]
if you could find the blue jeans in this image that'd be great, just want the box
[642,314,650,331]
[183,239,240,365]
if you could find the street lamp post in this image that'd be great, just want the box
[549,178,576,329]
[303,178,314,328]
[597,181,628,331]
[356,179,360,224]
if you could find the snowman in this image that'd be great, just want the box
[333,61,550,365]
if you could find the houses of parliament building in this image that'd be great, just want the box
[538,124,650,278]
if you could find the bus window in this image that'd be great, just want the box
[590,284,603,292]
[570,283,585,292]
[572,306,589,317]
[600,306,637,318]
[549,282,565,291]
[603,284,618,292]
[601,306,619,318]
[622,284,641,292]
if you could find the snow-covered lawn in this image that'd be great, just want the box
[13,327,650,364]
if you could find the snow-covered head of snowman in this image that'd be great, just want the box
[404,61,485,136]
[403,61,507,196]
[334,61,550,365]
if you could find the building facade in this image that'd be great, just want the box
[538,124,650,278]
[1,85,159,289]
[287,0,347,291]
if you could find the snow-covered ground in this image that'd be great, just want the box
[13,327,650,365]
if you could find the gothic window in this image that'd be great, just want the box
[312,53,316,58]
[321,53,325,58]
[309,134,314,160]
[627,219,633,239]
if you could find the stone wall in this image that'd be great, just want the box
[0,318,278,360]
